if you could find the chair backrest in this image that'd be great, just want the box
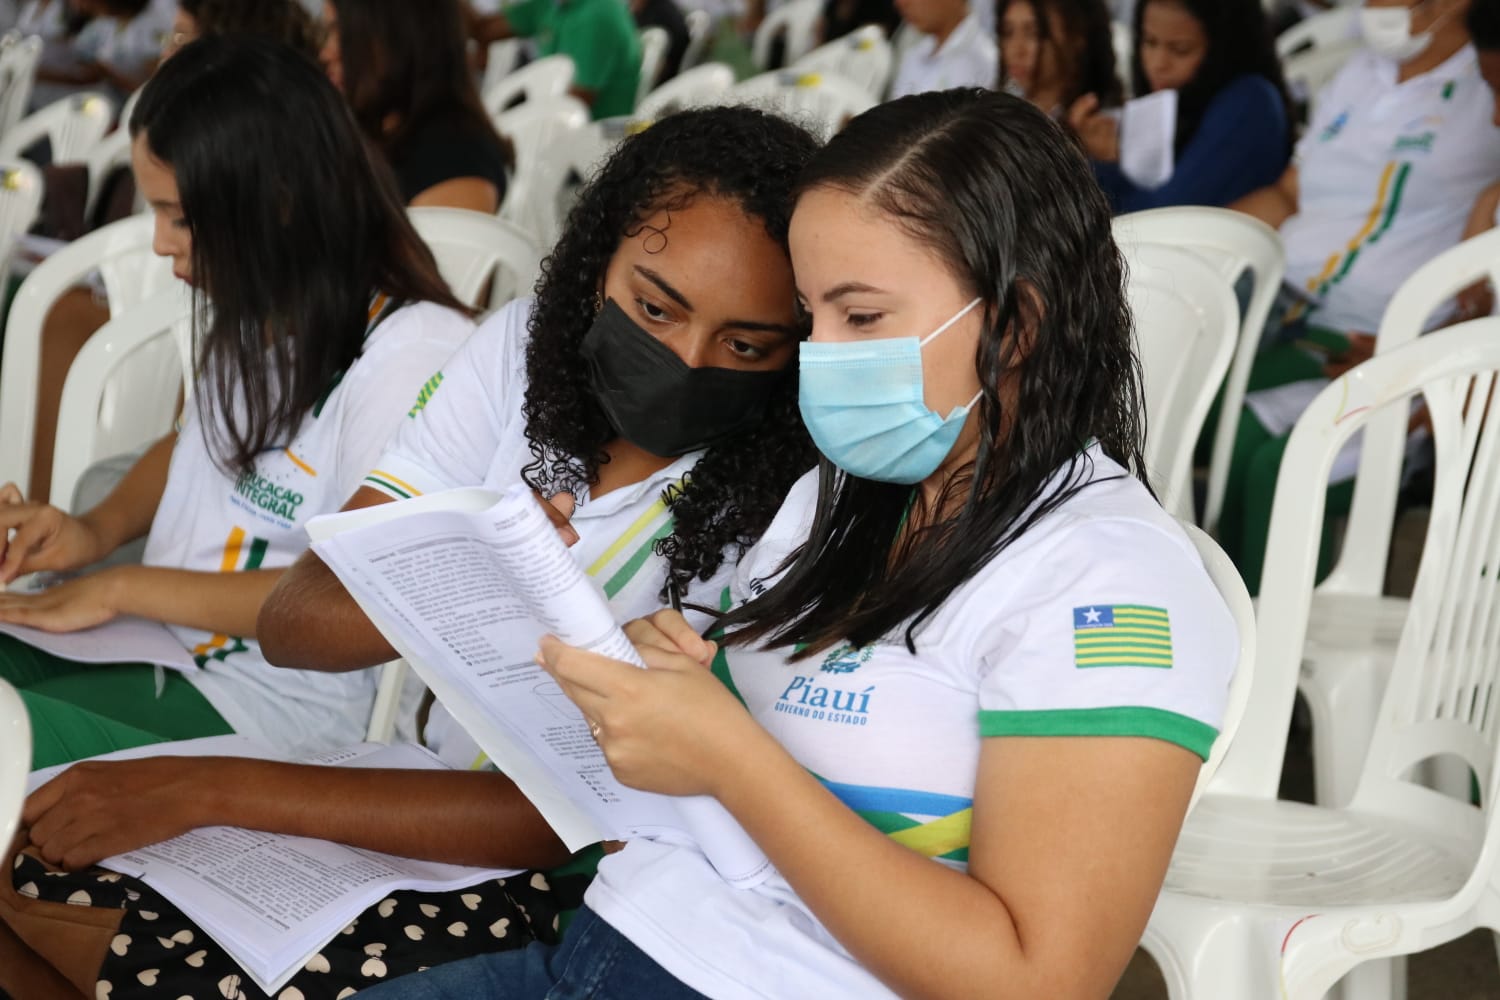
[0,34,40,138]
[0,91,113,163]
[0,156,41,267]
[729,69,875,141]
[482,54,575,119]
[50,285,194,508]
[637,26,672,108]
[480,38,525,101]
[496,95,593,250]
[1180,522,1256,811]
[83,123,133,220]
[636,61,735,120]
[408,206,542,312]
[681,8,714,72]
[0,678,29,851]
[1216,320,1500,806]
[0,213,171,498]
[1321,227,1500,601]
[1283,42,1361,117]
[1117,242,1239,521]
[1275,6,1358,58]
[751,0,821,70]
[1114,207,1286,534]
[791,25,893,101]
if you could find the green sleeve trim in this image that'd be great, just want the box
[979,706,1218,761]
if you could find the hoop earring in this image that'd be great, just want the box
[594,292,604,313]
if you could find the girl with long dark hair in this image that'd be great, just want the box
[999,0,1122,117]
[318,0,513,211]
[1069,0,1292,212]
[15,105,820,997]
[0,36,474,768]
[357,88,1238,1000]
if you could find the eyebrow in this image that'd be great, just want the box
[637,265,800,337]
[822,281,887,303]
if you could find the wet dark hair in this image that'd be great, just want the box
[721,89,1147,657]
[522,106,820,598]
[1132,0,1292,156]
[1471,0,1500,50]
[999,0,1123,109]
[327,0,513,174]
[131,36,468,476]
[178,0,319,57]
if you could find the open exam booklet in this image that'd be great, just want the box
[306,484,774,889]
[27,736,522,996]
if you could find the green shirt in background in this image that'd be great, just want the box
[505,0,643,119]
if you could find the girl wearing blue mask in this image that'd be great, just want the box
[358,89,1241,1000]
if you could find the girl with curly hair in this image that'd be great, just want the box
[998,0,1122,118]
[14,105,818,999]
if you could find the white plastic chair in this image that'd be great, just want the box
[1116,241,1238,521]
[635,62,735,121]
[481,54,574,119]
[0,214,172,498]
[408,206,542,312]
[479,38,525,101]
[637,26,671,108]
[49,285,194,507]
[1295,228,1500,811]
[680,8,714,72]
[496,95,593,251]
[83,125,133,221]
[0,678,29,850]
[0,156,40,268]
[1113,207,1286,534]
[366,659,408,743]
[0,90,113,164]
[0,33,41,139]
[729,69,875,142]
[1141,320,1500,1000]
[791,25,893,102]
[751,0,821,70]
[1275,6,1358,58]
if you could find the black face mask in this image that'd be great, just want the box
[579,299,790,458]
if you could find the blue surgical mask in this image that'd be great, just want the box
[798,298,983,484]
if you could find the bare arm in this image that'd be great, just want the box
[23,755,571,871]
[472,11,515,43]
[257,485,400,671]
[1229,164,1299,229]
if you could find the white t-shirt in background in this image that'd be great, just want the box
[1282,46,1500,334]
[143,300,473,756]
[888,12,996,100]
[588,449,1239,999]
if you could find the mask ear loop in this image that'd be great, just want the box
[919,297,986,411]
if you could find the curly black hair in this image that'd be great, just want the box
[521,106,820,599]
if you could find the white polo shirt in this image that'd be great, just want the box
[142,300,473,756]
[888,13,997,100]
[1282,46,1500,334]
[365,298,749,766]
[587,449,1240,999]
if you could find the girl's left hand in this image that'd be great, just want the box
[1066,93,1120,163]
[0,568,125,632]
[537,634,766,799]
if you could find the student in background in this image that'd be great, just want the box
[318,0,512,212]
[0,37,475,768]
[35,0,164,99]
[1221,0,1494,593]
[160,0,318,60]
[14,106,820,997]
[357,87,1236,1000]
[998,0,1121,118]
[1070,0,1291,212]
[471,0,642,119]
[888,0,997,98]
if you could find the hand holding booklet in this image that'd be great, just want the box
[306,484,775,889]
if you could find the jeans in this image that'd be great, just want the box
[356,905,711,999]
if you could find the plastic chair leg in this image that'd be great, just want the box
[1303,658,1387,807]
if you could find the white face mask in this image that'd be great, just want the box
[1359,3,1445,63]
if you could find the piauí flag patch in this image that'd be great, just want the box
[1072,605,1173,669]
